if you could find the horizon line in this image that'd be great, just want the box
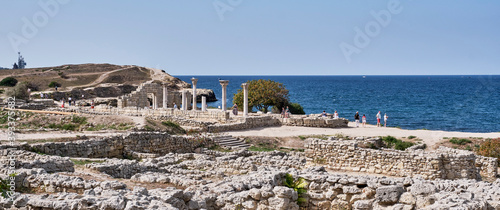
[173,74,500,76]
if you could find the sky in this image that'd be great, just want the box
[1,1,499,75]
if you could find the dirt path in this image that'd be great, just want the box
[67,66,135,90]
[226,122,500,149]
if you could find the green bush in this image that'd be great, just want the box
[287,102,305,114]
[449,138,472,145]
[48,81,61,88]
[0,77,18,87]
[477,138,500,165]
[248,145,275,152]
[408,135,417,139]
[382,136,415,151]
[5,82,29,100]
[61,124,77,131]
[283,173,307,205]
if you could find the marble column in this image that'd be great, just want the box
[153,95,157,109]
[242,83,249,117]
[162,85,167,109]
[181,90,187,111]
[219,80,229,111]
[191,78,198,110]
[201,96,207,112]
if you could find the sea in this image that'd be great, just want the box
[176,75,500,133]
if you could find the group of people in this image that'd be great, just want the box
[60,95,92,108]
[281,106,291,118]
[354,111,388,127]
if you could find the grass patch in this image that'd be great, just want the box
[162,121,186,134]
[382,136,415,151]
[209,145,232,152]
[71,159,105,165]
[249,145,275,152]
[449,138,472,145]
[408,135,417,139]
[298,135,328,140]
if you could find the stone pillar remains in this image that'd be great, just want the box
[153,94,158,109]
[162,85,167,109]
[191,78,198,110]
[219,80,229,111]
[202,96,207,112]
[242,83,249,117]
[181,90,187,111]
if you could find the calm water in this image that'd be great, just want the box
[176,75,500,133]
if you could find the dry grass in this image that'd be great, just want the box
[0,64,151,91]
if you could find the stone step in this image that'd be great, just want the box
[214,135,250,149]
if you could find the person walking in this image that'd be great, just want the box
[173,103,178,109]
[362,114,366,127]
[285,106,290,118]
[91,100,95,109]
[376,111,381,127]
[384,113,388,127]
[281,107,285,118]
[354,111,360,127]
[68,97,72,106]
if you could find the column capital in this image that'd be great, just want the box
[241,83,248,88]
[219,80,229,87]
[191,77,198,86]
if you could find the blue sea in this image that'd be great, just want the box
[176,75,500,133]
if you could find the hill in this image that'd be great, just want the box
[0,63,190,91]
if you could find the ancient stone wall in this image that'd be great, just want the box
[26,132,214,158]
[207,116,281,133]
[117,81,191,109]
[304,139,498,181]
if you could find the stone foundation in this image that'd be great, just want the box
[305,139,498,181]
[24,132,213,158]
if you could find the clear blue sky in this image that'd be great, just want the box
[1,1,499,75]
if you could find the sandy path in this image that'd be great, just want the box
[67,66,134,90]
[226,122,500,148]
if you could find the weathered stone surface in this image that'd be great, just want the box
[376,185,404,205]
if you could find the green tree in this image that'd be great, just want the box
[0,77,18,87]
[233,79,289,113]
[6,81,29,100]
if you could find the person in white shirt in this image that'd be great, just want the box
[384,113,388,127]
[376,111,381,127]
[334,111,339,119]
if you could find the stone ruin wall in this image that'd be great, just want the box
[19,132,213,158]
[304,139,498,181]
[117,82,191,110]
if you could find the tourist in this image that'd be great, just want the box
[40,93,44,99]
[55,86,58,91]
[61,100,65,108]
[68,97,72,106]
[354,111,360,127]
[384,113,388,127]
[173,103,178,109]
[362,114,366,127]
[285,106,290,118]
[281,107,285,118]
[334,111,339,119]
[376,111,381,127]
[91,100,95,109]
[232,104,238,116]
[322,110,327,117]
